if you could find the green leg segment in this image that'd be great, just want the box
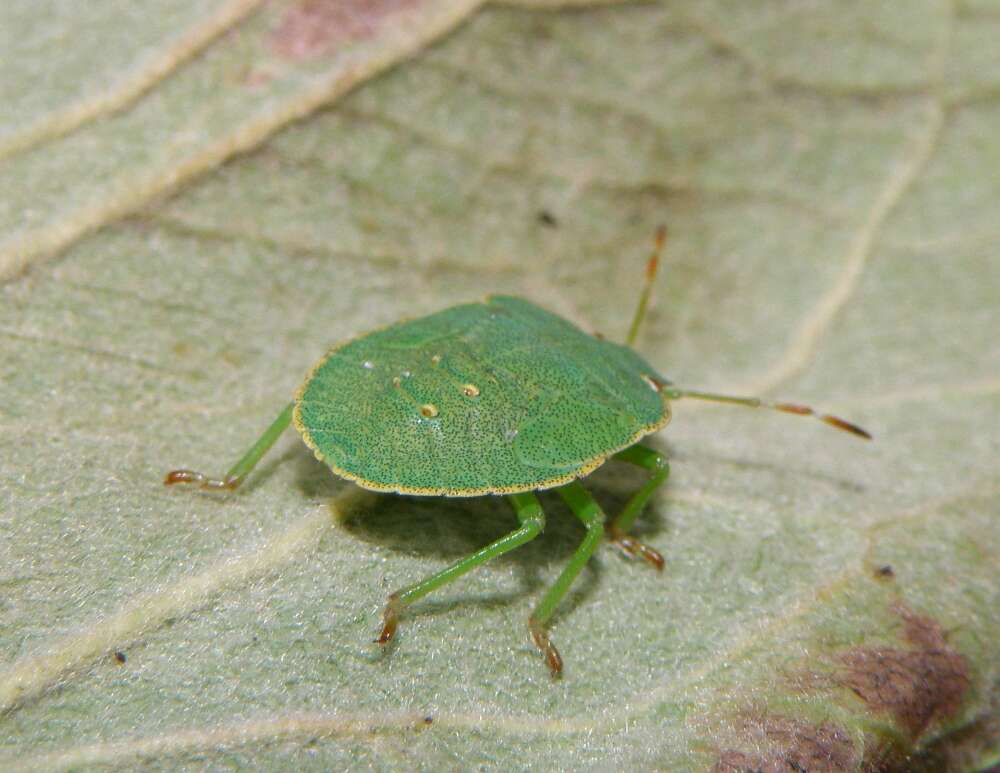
[608,443,670,570]
[528,481,607,677]
[164,402,294,490]
[377,491,546,647]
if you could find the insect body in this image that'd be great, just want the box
[166,229,869,676]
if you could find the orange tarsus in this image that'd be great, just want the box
[529,618,563,678]
[376,595,401,645]
[163,469,242,490]
[608,527,665,571]
[376,618,397,645]
[635,543,665,571]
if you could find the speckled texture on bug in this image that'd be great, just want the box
[294,296,671,496]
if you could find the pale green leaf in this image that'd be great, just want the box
[0,0,482,281]
[1,2,998,771]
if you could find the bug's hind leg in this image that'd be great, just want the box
[377,492,545,650]
[607,443,670,570]
[528,481,606,677]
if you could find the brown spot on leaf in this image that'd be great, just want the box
[874,565,895,580]
[537,209,558,227]
[860,737,907,773]
[836,602,970,740]
[714,716,857,773]
[271,0,422,60]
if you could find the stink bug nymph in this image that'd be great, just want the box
[166,228,870,677]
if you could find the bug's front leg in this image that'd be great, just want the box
[164,403,294,492]
[607,444,670,570]
[376,492,546,655]
[528,481,608,677]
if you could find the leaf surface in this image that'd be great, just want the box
[1,2,998,770]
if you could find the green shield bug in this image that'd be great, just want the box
[166,228,870,677]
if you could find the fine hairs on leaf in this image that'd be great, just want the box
[1,2,997,771]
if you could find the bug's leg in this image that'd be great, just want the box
[528,481,606,678]
[377,492,545,648]
[607,443,670,571]
[164,402,294,491]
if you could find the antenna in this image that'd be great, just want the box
[661,386,871,439]
[625,225,667,347]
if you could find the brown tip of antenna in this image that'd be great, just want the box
[776,402,872,439]
[821,414,873,440]
[646,226,667,281]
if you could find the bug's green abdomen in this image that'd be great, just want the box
[293,296,670,496]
